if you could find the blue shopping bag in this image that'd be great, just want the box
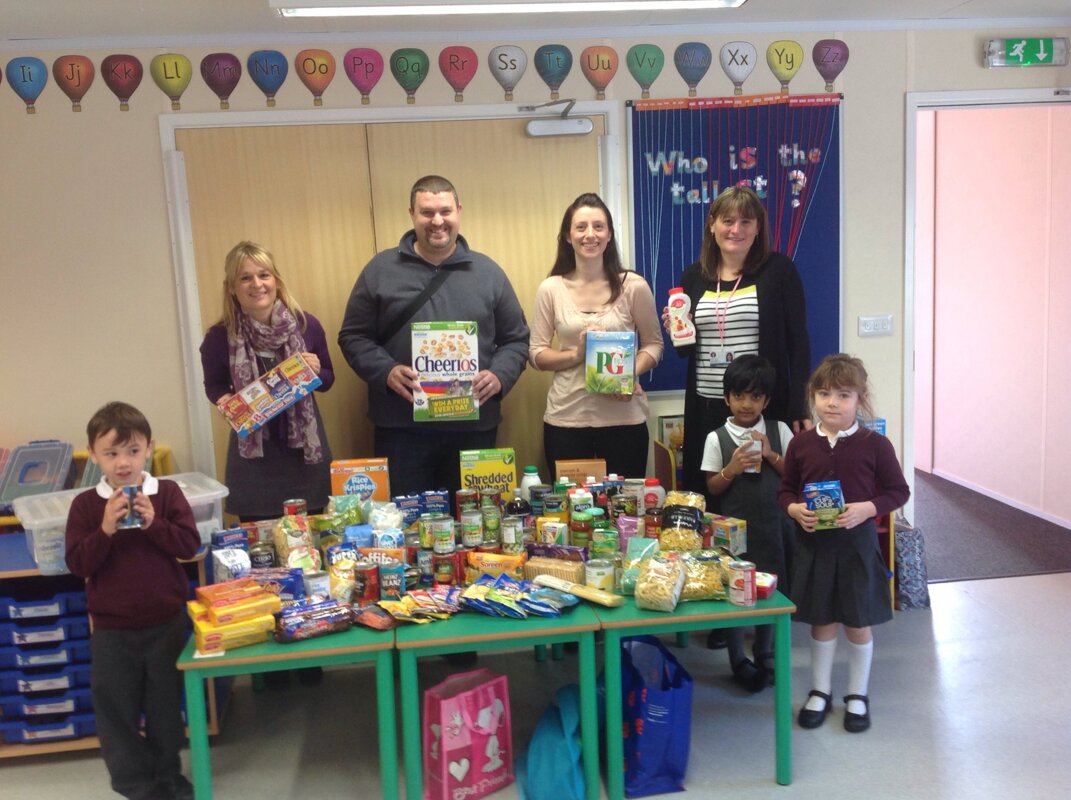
[620,635,693,797]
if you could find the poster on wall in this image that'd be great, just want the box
[629,93,842,392]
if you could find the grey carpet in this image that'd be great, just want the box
[914,470,1071,582]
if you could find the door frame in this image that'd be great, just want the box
[159,102,622,474]
[903,87,1071,523]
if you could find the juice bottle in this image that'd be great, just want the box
[667,287,696,346]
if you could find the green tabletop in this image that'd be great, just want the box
[394,605,601,800]
[595,592,796,800]
[177,626,397,800]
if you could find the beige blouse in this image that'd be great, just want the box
[529,272,664,427]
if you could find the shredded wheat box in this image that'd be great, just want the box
[458,448,516,494]
[584,330,636,395]
[411,321,479,421]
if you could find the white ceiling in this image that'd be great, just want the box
[2,0,1070,49]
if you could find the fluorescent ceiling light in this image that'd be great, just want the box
[272,1,747,18]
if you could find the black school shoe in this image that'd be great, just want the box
[155,775,193,800]
[706,630,728,649]
[842,694,871,733]
[797,690,833,729]
[731,658,769,693]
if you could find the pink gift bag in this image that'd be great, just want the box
[423,667,513,800]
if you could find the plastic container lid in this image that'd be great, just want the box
[0,441,74,508]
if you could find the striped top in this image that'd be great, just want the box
[693,283,760,399]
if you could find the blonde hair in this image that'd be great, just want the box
[219,241,305,336]
[807,353,875,420]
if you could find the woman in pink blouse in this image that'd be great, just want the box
[529,193,664,480]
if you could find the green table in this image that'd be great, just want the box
[394,605,601,800]
[177,626,397,800]
[595,592,796,800]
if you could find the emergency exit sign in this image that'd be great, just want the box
[985,37,1070,68]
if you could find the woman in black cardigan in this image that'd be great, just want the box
[669,187,812,507]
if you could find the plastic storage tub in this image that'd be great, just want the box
[11,472,229,573]
[0,712,96,744]
[0,590,87,621]
[0,662,93,694]
[0,686,94,717]
[0,616,91,646]
[0,640,92,669]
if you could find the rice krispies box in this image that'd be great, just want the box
[330,458,391,501]
[220,353,322,438]
[584,331,636,395]
[803,480,845,530]
[411,321,479,422]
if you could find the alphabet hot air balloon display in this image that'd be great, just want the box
[812,39,849,92]
[344,48,383,104]
[626,44,664,99]
[150,53,193,110]
[6,57,48,114]
[295,49,336,106]
[580,45,618,100]
[719,41,756,96]
[247,49,288,107]
[673,42,711,97]
[101,54,143,111]
[439,45,478,102]
[766,40,803,94]
[52,55,95,111]
[487,45,526,101]
[390,48,429,104]
[534,44,572,101]
[200,53,242,109]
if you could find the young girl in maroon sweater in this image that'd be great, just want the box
[778,354,909,733]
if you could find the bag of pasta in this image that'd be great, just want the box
[620,536,660,596]
[659,491,705,552]
[679,551,728,601]
[634,554,685,613]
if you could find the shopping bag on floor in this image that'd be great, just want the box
[423,667,513,800]
[516,683,584,800]
[620,635,693,797]
[895,523,931,610]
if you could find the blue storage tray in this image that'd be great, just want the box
[0,591,87,621]
[0,639,92,669]
[0,615,90,646]
[0,662,93,694]
[0,440,73,513]
[0,686,93,717]
[0,712,95,743]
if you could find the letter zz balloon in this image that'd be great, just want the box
[812,39,849,92]
[487,45,526,101]
[101,54,143,111]
[201,53,242,109]
[296,49,336,106]
[674,42,711,97]
[150,53,193,110]
[439,45,478,102]
[344,48,383,104]
[53,55,95,111]
[6,57,48,114]
[248,50,288,107]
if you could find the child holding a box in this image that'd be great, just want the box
[778,354,909,733]
[65,402,200,799]
[702,354,793,691]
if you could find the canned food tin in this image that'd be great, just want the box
[610,493,637,520]
[433,553,456,584]
[379,560,406,600]
[542,493,567,522]
[528,484,552,516]
[481,506,502,543]
[728,559,757,607]
[476,543,502,554]
[455,489,479,520]
[480,487,504,509]
[249,542,275,569]
[460,509,483,547]
[500,515,525,554]
[117,486,143,530]
[282,498,307,517]
[585,558,615,591]
[418,512,450,549]
[432,524,458,554]
[352,561,380,607]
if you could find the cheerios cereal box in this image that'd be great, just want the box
[411,321,479,421]
[459,448,516,494]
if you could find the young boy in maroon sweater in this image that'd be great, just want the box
[65,402,200,800]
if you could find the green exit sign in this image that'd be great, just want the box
[985,37,1070,68]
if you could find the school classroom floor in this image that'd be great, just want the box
[7,573,1070,799]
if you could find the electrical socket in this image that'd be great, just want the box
[858,315,894,337]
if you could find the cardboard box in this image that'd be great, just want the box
[220,353,322,439]
[411,321,479,421]
[330,458,390,500]
[584,331,636,395]
[804,480,845,530]
[553,458,607,485]
[459,448,516,494]
[709,514,748,555]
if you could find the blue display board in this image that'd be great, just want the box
[629,94,842,392]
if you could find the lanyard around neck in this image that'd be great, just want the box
[714,271,743,343]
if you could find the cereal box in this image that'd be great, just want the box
[709,514,748,555]
[585,330,636,395]
[411,321,479,421]
[330,458,391,500]
[220,353,322,439]
[803,480,845,530]
[459,448,516,494]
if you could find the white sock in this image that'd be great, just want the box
[846,639,874,715]
[804,637,837,712]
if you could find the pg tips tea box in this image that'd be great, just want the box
[459,448,517,494]
[331,458,390,501]
[585,330,636,395]
[411,321,479,422]
[803,480,845,530]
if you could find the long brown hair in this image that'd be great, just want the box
[807,353,876,420]
[218,241,305,336]
[549,192,626,303]
[698,186,771,281]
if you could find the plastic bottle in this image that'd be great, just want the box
[519,464,543,501]
[505,488,532,524]
[643,478,666,511]
[667,287,696,346]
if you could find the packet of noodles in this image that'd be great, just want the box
[460,576,498,616]
[405,589,453,620]
[377,599,430,624]
[485,574,527,619]
[427,584,463,613]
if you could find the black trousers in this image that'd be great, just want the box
[91,614,188,800]
[543,421,650,481]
